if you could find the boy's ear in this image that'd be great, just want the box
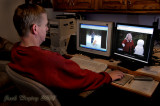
[31,24,38,35]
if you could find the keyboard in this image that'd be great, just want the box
[113,73,134,86]
[70,56,108,73]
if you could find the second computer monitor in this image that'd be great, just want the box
[77,20,113,57]
[114,23,155,67]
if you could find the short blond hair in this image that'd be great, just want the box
[13,4,46,37]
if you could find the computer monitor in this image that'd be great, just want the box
[76,20,113,58]
[113,23,155,70]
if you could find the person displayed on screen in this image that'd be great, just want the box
[91,31,95,44]
[122,33,135,54]
[134,39,144,56]
[8,3,124,106]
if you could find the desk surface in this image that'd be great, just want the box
[94,58,159,98]
[71,54,159,98]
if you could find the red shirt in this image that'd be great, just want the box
[122,39,135,53]
[8,43,111,91]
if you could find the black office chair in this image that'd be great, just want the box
[5,65,61,106]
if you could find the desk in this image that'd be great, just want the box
[70,54,159,98]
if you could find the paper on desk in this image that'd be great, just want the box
[129,80,155,94]
[136,66,160,76]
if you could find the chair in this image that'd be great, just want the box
[5,65,61,106]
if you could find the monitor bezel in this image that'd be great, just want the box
[113,22,155,66]
[76,20,113,57]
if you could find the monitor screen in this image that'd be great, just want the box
[114,23,155,67]
[77,20,113,57]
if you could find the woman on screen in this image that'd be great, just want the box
[122,33,135,54]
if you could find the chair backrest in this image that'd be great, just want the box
[5,65,61,106]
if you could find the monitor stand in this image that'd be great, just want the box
[77,50,111,60]
[117,61,145,71]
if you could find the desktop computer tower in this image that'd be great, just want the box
[49,18,77,55]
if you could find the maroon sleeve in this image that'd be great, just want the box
[41,52,112,91]
[122,39,126,44]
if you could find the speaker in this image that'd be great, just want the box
[67,35,77,54]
